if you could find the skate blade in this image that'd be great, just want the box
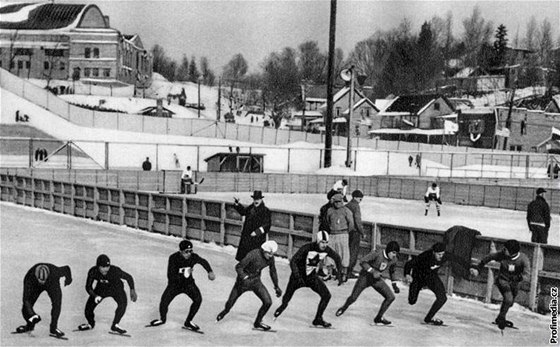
[108,331,131,337]
[370,323,394,328]
[49,334,69,340]
[252,328,277,333]
[182,326,204,334]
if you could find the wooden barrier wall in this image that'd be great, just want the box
[2,168,559,212]
[1,172,558,314]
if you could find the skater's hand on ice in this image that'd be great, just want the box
[233,197,240,204]
[208,271,216,281]
[405,275,413,284]
[392,282,400,294]
[469,268,479,277]
[130,289,137,302]
[274,287,282,298]
[94,296,102,304]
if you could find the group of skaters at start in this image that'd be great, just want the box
[14,232,529,339]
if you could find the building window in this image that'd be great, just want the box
[45,49,64,57]
[103,68,111,77]
[336,107,341,117]
[15,48,32,55]
[365,108,370,117]
[44,61,50,70]
[85,47,91,58]
[92,68,99,77]
[84,68,91,77]
[434,102,440,111]
[18,60,23,69]
[10,61,15,69]
[93,48,99,58]
[509,145,522,152]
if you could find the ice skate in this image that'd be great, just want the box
[49,328,68,340]
[14,325,32,334]
[110,324,127,334]
[423,318,446,326]
[253,321,272,331]
[216,310,227,322]
[28,314,41,325]
[77,323,93,331]
[373,317,392,325]
[335,307,346,317]
[184,321,200,331]
[148,319,165,327]
[312,318,332,328]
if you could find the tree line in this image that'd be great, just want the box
[150,6,559,126]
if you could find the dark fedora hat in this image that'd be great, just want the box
[251,190,264,199]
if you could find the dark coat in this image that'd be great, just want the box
[234,202,271,261]
[527,196,551,230]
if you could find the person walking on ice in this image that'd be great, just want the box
[15,263,72,339]
[424,182,442,216]
[77,254,137,335]
[216,241,282,331]
[335,241,401,326]
[474,239,530,330]
[148,240,216,332]
[273,231,343,328]
[404,242,478,326]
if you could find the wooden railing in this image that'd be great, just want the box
[1,172,558,314]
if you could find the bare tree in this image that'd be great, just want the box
[461,6,493,67]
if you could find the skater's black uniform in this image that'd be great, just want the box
[336,241,401,325]
[149,240,215,331]
[217,241,282,330]
[404,242,476,325]
[476,240,530,329]
[16,263,72,337]
[78,255,137,334]
[274,232,342,327]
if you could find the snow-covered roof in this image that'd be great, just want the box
[369,128,449,135]
[375,98,396,112]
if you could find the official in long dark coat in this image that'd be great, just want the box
[234,190,271,261]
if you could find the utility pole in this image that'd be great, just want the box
[502,84,516,150]
[217,77,221,122]
[324,0,337,168]
[345,66,354,167]
[197,76,202,118]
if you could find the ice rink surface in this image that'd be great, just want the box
[1,201,555,346]
[195,192,560,246]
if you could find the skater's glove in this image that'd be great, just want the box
[208,271,216,281]
[130,289,137,302]
[274,287,282,298]
[469,268,479,277]
[64,276,72,286]
[233,197,240,204]
[392,282,400,294]
[94,296,102,304]
[251,231,257,236]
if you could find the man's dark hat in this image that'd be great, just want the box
[251,190,264,199]
[536,188,547,195]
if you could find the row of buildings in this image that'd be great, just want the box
[0,2,152,92]
[288,83,560,154]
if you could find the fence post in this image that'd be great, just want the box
[287,148,291,173]
[287,214,295,259]
[529,245,544,311]
[371,222,379,251]
[219,202,226,246]
[200,200,207,242]
[147,193,154,232]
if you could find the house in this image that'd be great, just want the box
[204,152,265,173]
[545,96,560,113]
[370,94,456,143]
[0,2,152,88]
[536,127,560,154]
[295,84,379,136]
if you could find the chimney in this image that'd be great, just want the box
[104,15,110,27]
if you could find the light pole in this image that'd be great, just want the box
[197,76,203,118]
[341,66,354,168]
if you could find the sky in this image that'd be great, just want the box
[3,1,560,73]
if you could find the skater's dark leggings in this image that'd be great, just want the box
[22,281,62,330]
[408,274,447,321]
[496,278,518,321]
[222,278,271,324]
[277,274,331,320]
[159,284,202,323]
[85,289,127,326]
[341,274,395,319]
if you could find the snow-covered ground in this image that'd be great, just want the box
[0,202,552,346]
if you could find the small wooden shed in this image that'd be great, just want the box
[205,152,265,173]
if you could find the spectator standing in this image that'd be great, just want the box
[142,157,152,171]
[326,193,354,282]
[345,190,365,278]
[526,188,551,244]
[181,165,193,194]
[233,190,272,261]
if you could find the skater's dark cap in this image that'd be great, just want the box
[180,240,193,251]
[317,230,329,242]
[352,190,364,198]
[251,190,264,199]
[536,188,546,195]
[385,241,400,254]
[34,264,50,284]
[432,242,445,252]
[504,240,520,254]
[96,254,110,267]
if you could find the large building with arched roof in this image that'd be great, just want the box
[0,2,151,89]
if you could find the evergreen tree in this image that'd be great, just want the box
[188,55,199,82]
[176,55,189,81]
[492,24,508,68]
